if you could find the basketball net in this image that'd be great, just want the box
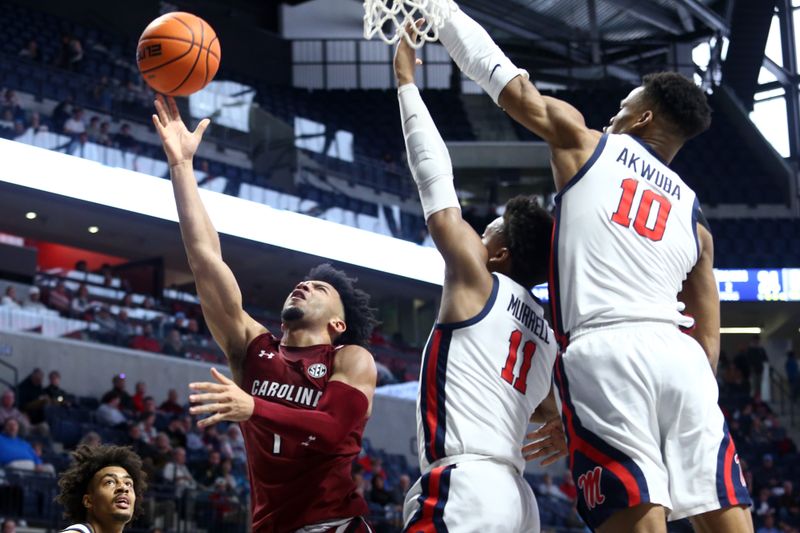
[363,0,457,49]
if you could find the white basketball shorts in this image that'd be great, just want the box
[554,322,751,529]
[402,457,540,532]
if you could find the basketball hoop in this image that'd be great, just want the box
[363,0,457,49]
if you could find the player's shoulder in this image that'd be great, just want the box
[333,345,376,376]
[246,331,280,353]
[60,524,93,533]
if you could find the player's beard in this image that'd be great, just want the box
[111,510,132,524]
[281,306,304,322]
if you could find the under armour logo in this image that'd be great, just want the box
[300,435,317,447]
[258,350,276,359]
[578,466,605,509]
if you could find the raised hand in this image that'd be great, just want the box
[394,20,424,86]
[189,367,254,428]
[152,94,210,167]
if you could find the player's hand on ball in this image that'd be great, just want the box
[152,94,210,167]
[393,20,424,85]
[522,416,568,467]
[189,367,254,428]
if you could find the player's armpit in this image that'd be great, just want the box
[678,224,720,372]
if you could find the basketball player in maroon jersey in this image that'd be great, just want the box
[152,95,378,533]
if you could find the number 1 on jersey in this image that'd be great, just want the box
[500,329,536,395]
[611,178,672,241]
[273,433,281,454]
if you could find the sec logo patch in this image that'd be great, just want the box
[307,363,327,378]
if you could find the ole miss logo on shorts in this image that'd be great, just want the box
[578,466,606,509]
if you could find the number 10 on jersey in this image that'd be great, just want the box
[501,330,536,394]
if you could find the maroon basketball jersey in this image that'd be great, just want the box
[239,333,368,533]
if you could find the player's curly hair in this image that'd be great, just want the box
[501,196,553,289]
[641,72,712,140]
[306,263,378,347]
[56,444,147,523]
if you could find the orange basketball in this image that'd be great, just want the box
[136,12,220,97]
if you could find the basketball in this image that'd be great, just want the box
[136,12,220,97]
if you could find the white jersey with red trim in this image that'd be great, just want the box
[550,133,701,342]
[416,273,558,473]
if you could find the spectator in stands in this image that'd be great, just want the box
[131,381,147,414]
[747,335,769,397]
[184,416,204,453]
[757,512,780,533]
[86,116,101,143]
[124,424,154,462]
[162,328,185,357]
[1,519,16,532]
[1,286,21,308]
[392,474,411,505]
[76,427,100,447]
[97,120,113,146]
[44,370,72,407]
[199,450,223,488]
[93,305,118,344]
[54,34,83,71]
[103,374,135,413]
[159,389,184,416]
[0,110,14,133]
[115,308,136,345]
[27,111,48,134]
[97,392,128,429]
[52,95,74,133]
[115,123,138,152]
[142,396,157,417]
[130,323,161,353]
[369,475,393,506]
[162,447,197,496]
[151,432,173,471]
[91,76,113,112]
[137,413,158,445]
[202,425,222,453]
[18,39,40,62]
[0,390,31,437]
[22,286,48,313]
[1,90,23,123]
[754,487,774,518]
[222,425,246,464]
[47,279,71,315]
[71,283,93,318]
[63,108,87,136]
[0,418,55,474]
[17,368,48,425]
[215,457,238,493]
[165,417,187,449]
[786,351,799,400]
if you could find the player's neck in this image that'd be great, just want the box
[87,516,125,533]
[633,132,681,164]
[280,326,331,347]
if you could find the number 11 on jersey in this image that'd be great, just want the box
[500,329,536,394]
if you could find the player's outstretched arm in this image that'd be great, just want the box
[437,7,600,190]
[190,348,376,452]
[153,96,265,368]
[678,224,720,373]
[395,27,494,322]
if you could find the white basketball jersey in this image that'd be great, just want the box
[416,273,557,473]
[551,133,701,342]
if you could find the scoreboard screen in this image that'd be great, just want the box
[716,268,800,302]
[532,269,800,303]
